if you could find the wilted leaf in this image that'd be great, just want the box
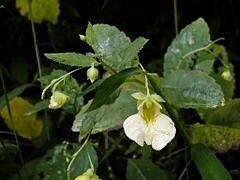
[0,97,43,140]
[16,0,60,24]
[162,70,224,108]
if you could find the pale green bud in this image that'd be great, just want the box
[49,91,69,109]
[87,65,99,83]
[221,69,232,81]
[79,34,86,41]
[75,169,100,180]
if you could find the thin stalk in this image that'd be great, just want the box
[173,0,178,35]
[30,20,50,140]
[0,70,25,166]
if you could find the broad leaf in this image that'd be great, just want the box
[45,52,97,67]
[85,23,147,72]
[191,143,232,180]
[163,18,210,76]
[25,99,49,116]
[72,92,137,138]
[87,68,140,111]
[127,159,169,180]
[191,123,240,153]
[162,70,224,108]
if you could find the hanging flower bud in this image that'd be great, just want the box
[87,63,99,83]
[49,91,69,109]
[79,34,86,41]
[221,69,232,81]
[75,169,100,180]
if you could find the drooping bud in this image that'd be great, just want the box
[49,91,69,109]
[87,64,99,83]
[75,169,100,180]
[79,34,86,41]
[221,69,232,81]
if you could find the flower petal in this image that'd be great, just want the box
[151,113,176,150]
[151,94,165,102]
[131,92,146,100]
[123,113,147,146]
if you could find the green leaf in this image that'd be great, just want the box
[45,52,97,67]
[69,142,98,179]
[85,24,147,72]
[72,91,137,138]
[16,0,60,24]
[0,84,33,111]
[162,70,224,108]
[163,18,210,76]
[127,159,169,180]
[25,99,49,116]
[191,143,232,180]
[191,123,240,153]
[87,68,140,111]
[0,141,18,161]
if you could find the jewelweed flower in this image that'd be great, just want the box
[49,91,69,109]
[75,169,100,180]
[87,63,99,83]
[123,92,176,151]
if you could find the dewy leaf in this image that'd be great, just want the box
[163,18,210,76]
[16,0,60,24]
[191,143,232,180]
[72,91,137,138]
[85,23,147,72]
[45,53,98,67]
[162,70,224,108]
[191,123,240,153]
[0,97,43,140]
[127,159,169,180]
[69,142,98,179]
[87,68,140,111]
[0,83,33,111]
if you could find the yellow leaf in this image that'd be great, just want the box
[16,0,60,24]
[0,97,43,140]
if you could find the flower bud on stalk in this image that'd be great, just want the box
[87,63,99,83]
[49,91,69,109]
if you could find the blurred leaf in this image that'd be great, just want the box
[191,143,232,179]
[191,123,240,153]
[25,99,49,116]
[0,141,18,161]
[72,92,136,138]
[45,53,98,67]
[87,68,140,111]
[199,99,240,128]
[0,97,43,140]
[16,0,60,24]
[163,18,210,76]
[0,84,33,111]
[162,70,224,108]
[69,142,98,179]
[127,159,169,180]
[85,23,147,72]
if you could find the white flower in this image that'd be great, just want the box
[123,113,176,151]
[49,91,69,109]
[123,91,176,150]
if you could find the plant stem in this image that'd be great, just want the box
[173,0,178,35]
[0,70,25,166]
[30,20,50,140]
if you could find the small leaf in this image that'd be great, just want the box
[0,84,33,111]
[69,142,98,179]
[162,70,224,108]
[191,123,240,153]
[191,143,232,180]
[25,99,49,116]
[45,52,97,67]
[163,18,210,76]
[127,159,169,180]
[87,68,140,111]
